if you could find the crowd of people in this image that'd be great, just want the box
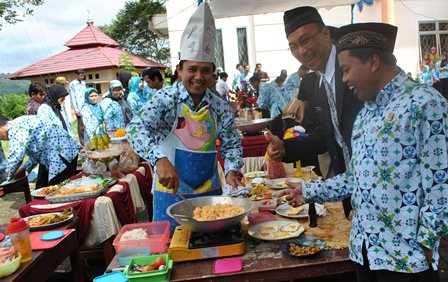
[0,2,447,281]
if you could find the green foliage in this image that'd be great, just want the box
[119,54,139,76]
[0,0,44,30]
[0,75,30,94]
[99,0,170,65]
[0,93,28,119]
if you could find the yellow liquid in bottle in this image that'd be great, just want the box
[11,236,33,262]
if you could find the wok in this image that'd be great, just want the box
[236,118,272,135]
[166,196,254,233]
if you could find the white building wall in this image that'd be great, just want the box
[166,0,447,79]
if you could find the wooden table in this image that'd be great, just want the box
[1,219,84,282]
[106,202,356,281]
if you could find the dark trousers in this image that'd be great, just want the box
[355,245,440,282]
[35,156,78,188]
[440,78,448,100]
[77,115,85,145]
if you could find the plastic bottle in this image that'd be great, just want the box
[308,203,318,228]
[6,217,33,262]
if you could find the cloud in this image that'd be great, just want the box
[0,0,127,74]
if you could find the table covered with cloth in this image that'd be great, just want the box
[18,163,153,247]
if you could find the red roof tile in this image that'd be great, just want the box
[6,46,166,78]
[65,22,119,48]
[6,22,167,79]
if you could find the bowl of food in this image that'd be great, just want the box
[237,118,272,135]
[167,196,254,233]
[280,236,326,258]
[0,248,21,278]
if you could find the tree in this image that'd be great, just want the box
[99,0,170,65]
[0,0,44,30]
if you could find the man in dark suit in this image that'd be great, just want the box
[266,6,363,217]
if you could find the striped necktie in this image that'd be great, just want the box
[321,76,351,171]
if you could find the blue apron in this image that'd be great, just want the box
[153,103,221,233]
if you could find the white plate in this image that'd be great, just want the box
[62,176,116,188]
[23,212,74,231]
[248,220,305,241]
[276,203,326,219]
[265,178,304,189]
[111,136,126,141]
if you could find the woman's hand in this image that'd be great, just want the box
[155,158,179,193]
[226,170,243,190]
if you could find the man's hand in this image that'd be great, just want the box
[265,131,285,161]
[226,170,243,190]
[75,111,81,117]
[155,158,179,193]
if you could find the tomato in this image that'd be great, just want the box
[153,257,166,269]
[142,265,154,272]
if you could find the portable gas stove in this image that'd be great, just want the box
[168,225,245,262]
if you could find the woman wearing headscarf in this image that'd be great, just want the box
[418,64,436,86]
[126,76,146,116]
[37,84,76,139]
[101,80,133,131]
[81,88,104,143]
[118,71,133,100]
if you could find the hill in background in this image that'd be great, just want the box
[0,74,30,94]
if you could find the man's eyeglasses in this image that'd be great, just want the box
[289,29,322,52]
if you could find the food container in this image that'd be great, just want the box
[124,254,173,282]
[0,253,21,278]
[117,247,151,267]
[93,271,128,282]
[5,218,32,262]
[237,118,272,135]
[248,212,276,225]
[255,199,277,213]
[112,222,170,254]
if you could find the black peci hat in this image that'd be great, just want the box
[335,22,397,53]
[283,6,325,37]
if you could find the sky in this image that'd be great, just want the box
[0,0,128,74]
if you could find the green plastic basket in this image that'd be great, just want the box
[124,253,173,282]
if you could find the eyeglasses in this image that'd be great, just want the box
[289,29,322,52]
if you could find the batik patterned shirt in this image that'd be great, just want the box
[0,143,6,182]
[81,104,104,142]
[303,71,448,273]
[257,81,288,119]
[38,103,77,139]
[284,72,301,103]
[68,79,86,113]
[126,82,243,175]
[101,97,126,131]
[5,116,81,181]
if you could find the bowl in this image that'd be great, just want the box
[0,253,21,278]
[280,236,326,258]
[237,118,272,135]
[167,196,254,233]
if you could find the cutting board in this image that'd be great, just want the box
[29,229,75,250]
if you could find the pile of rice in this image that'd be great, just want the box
[120,228,149,241]
[193,203,245,221]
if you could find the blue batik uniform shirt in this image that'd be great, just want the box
[303,70,448,273]
[284,72,301,103]
[5,116,81,181]
[257,81,288,119]
[126,82,243,175]
[68,79,86,113]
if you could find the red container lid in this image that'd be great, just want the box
[0,232,5,242]
[5,217,29,234]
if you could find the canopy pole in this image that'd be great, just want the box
[381,0,395,24]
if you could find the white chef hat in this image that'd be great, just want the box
[179,2,215,63]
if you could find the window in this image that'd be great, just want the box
[237,27,249,66]
[95,73,100,79]
[44,79,49,85]
[88,74,93,80]
[50,79,54,84]
[419,21,448,60]
[215,29,225,69]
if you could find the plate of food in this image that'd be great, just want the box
[276,203,326,219]
[60,176,116,189]
[265,178,304,189]
[45,178,115,203]
[31,185,61,198]
[280,236,326,258]
[248,220,305,241]
[24,212,74,231]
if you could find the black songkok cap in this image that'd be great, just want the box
[335,22,398,53]
[283,6,324,38]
